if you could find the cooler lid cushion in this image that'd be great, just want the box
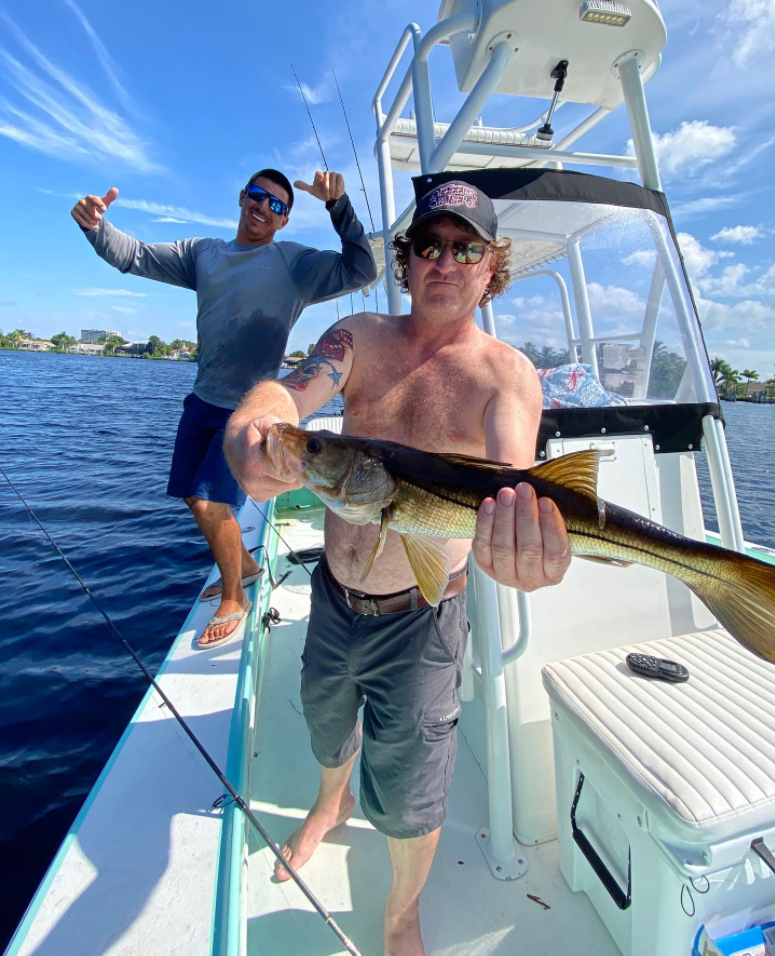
[542,631,775,836]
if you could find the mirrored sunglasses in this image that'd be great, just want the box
[246,184,289,217]
[412,235,486,265]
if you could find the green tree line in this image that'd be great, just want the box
[0,327,196,360]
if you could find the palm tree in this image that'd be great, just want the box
[741,369,759,397]
[710,357,733,388]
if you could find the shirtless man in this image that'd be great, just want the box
[224,180,571,955]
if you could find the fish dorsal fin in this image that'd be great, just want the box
[436,453,513,472]
[528,450,600,503]
[400,534,451,607]
[360,509,390,583]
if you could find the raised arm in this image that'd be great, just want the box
[286,172,378,303]
[72,187,202,290]
[472,347,571,591]
[224,321,356,501]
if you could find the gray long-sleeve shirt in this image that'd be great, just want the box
[84,195,377,409]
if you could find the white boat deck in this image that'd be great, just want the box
[246,510,619,956]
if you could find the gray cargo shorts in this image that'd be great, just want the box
[300,557,469,840]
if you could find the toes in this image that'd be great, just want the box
[274,845,292,881]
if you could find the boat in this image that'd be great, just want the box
[8,2,775,955]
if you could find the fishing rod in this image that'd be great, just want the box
[331,69,375,233]
[291,65,329,172]
[0,465,361,956]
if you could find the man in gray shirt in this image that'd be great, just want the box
[72,168,377,647]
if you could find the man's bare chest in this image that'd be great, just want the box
[344,357,491,453]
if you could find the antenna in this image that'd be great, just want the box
[331,69,375,232]
[291,65,329,171]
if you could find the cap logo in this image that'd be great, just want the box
[427,183,478,211]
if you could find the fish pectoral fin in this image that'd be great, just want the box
[360,509,390,583]
[578,554,633,569]
[400,534,451,607]
[529,450,606,528]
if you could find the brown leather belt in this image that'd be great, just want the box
[323,558,467,616]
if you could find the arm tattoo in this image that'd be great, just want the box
[283,328,354,392]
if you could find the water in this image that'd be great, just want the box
[0,350,341,949]
[1,351,773,948]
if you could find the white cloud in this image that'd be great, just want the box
[696,261,775,298]
[62,0,132,109]
[284,74,332,106]
[697,263,750,296]
[587,282,645,317]
[676,232,720,278]
[725,338,751,349]
[711,225,763,244]
[720,0,775,68]
[628,121,736,179]
[73,288,150,297]
[0,12,160,172]
[114,198,236,229]
[623,250,657,268]
[108,305,137,313]
[150,216,189,224]
[671,194,748,218]
[697,294,775,332]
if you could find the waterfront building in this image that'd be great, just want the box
[81,328,120,344]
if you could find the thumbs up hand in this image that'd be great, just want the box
[71,187,119,230]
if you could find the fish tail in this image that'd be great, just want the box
[688,551,775,663]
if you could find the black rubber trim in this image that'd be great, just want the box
[412,168,670,217]
[571,773,632,911]
[537,402,721,457]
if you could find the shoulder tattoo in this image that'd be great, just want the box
[283,327,354,392]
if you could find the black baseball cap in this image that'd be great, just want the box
[406,180,498,242]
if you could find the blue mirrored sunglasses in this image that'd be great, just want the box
[245,184,289,217]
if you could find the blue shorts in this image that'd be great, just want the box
[166,392,246,508]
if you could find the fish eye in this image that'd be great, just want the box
[306,438,323,454]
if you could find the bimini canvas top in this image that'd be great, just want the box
[412,168,720,455]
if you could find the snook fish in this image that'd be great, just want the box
[267,423,775,664]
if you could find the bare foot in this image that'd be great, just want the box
[201,560,262,600]
[274,790,355,881]
[385,901,425,956]
[198,593,249,646]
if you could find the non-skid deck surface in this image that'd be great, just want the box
[247,511,619,956]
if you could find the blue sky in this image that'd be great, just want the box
[0,0,773,377]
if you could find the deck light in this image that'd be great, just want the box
[580,1,632,26]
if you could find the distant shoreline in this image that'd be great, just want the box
[1,347,195,363]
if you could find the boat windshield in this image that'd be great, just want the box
[491,197,717,410]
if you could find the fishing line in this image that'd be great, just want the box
[252,501,314,579]
[331,68,375,233]
[291,65,329,172]
[0,465,362,956]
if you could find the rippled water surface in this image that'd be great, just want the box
[1,350,773,947]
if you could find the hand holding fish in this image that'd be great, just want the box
[473,484,571,591]
[224,413,302,502]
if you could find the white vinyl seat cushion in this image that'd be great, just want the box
[542,630,775,843]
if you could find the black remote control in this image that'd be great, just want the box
[626,653,689,683]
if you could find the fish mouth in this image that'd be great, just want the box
[266,423,296,478]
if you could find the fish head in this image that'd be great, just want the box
[268,423,397,523]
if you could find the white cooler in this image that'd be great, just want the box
[542,630,775,956]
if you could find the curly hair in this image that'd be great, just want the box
[390,225,513,307]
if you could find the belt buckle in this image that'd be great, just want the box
[345,590,380,616]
